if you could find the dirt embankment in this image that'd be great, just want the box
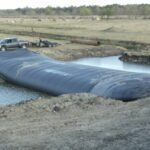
[120,51,150,64]
[32,43,127,61]
[0,94,150,149]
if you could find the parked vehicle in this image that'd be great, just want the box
[31,39,60,48]
[0,38,29,51]
[39,39,59,47]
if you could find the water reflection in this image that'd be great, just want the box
[0,82,41,105]
[72,56,150,74]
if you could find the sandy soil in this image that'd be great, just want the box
[0,94,150,149]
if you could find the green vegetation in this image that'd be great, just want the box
[0,4,150,17]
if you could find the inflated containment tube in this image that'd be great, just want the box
[0,49,150,101]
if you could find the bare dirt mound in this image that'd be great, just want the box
[0,93,150,150]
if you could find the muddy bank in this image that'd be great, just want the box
[32,44,127,61]
[0,93,150,149]
[120,51,150,64]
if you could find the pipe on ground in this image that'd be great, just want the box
[71,39,100,46]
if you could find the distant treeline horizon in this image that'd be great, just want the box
[0,4,150,17]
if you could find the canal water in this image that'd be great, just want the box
[72,56,150,74]
[0,82,41,105]
[1,56,150,105]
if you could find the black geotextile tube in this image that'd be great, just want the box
[0,49,150,101]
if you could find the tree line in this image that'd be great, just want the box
[0,4,150,17]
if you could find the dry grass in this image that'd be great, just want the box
[0,18,150,43]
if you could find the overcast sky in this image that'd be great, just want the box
[1,0,150,9]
